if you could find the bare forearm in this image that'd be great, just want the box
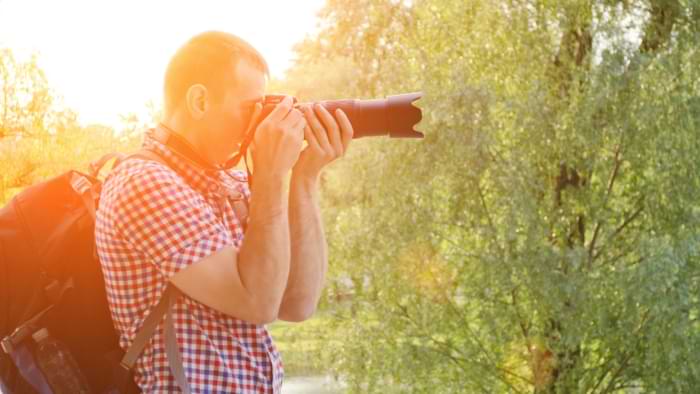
[280,174,327,320]
[238,176,290,315]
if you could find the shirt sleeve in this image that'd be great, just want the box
[113,160,234,278]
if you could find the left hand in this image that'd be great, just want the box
[292,103,354,180]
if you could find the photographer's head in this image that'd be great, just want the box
[162,31,269,165]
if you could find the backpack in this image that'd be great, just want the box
[0,146,245,393]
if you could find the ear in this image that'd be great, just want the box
[185,84,208,120]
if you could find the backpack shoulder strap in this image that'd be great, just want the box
[119,284,176,371]
[118,284,191,393]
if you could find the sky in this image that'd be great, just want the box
[0,0,326,127]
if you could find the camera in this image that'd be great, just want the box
[225,92,423,177]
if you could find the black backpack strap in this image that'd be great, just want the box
[74,149,165,224]
[119,285,175,370]
[163,286,191,394]
[117,284,191,393]
[70,172,99,223]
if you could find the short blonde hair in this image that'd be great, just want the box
[163,31,269,114]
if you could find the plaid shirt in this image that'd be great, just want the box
[95,129,284,393]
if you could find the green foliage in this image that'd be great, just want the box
[0,48,146,204]
[0,48,53,138]
[278,0,700,392]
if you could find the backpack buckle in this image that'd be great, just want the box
[1,323,33,355]
[1,304,55,354]
[1,335,14,354]
[119,359,131,371]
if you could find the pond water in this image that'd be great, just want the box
[282,375,346,394]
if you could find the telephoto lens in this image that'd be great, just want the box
[258,92,424,139]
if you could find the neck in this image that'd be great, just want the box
[160,116,218,169]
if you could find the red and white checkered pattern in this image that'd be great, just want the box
[95,130,284,393]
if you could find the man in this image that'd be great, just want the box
[95,31,353,393]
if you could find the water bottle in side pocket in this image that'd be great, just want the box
[32,328,90,394]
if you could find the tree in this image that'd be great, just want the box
[0,48,139,204]
[0,48,54,138]
[281,0,700,392]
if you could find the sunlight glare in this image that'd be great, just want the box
[0,0,325,127]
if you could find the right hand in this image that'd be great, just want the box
[249,95,306,180]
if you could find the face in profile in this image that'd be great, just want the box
[200,59,266,165]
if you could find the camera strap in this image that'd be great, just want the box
[152,124,219,171]
[150,125,252,229]
[223,119,257,186]
[155,123,257,188]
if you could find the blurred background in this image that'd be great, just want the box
[2,0,700,393]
